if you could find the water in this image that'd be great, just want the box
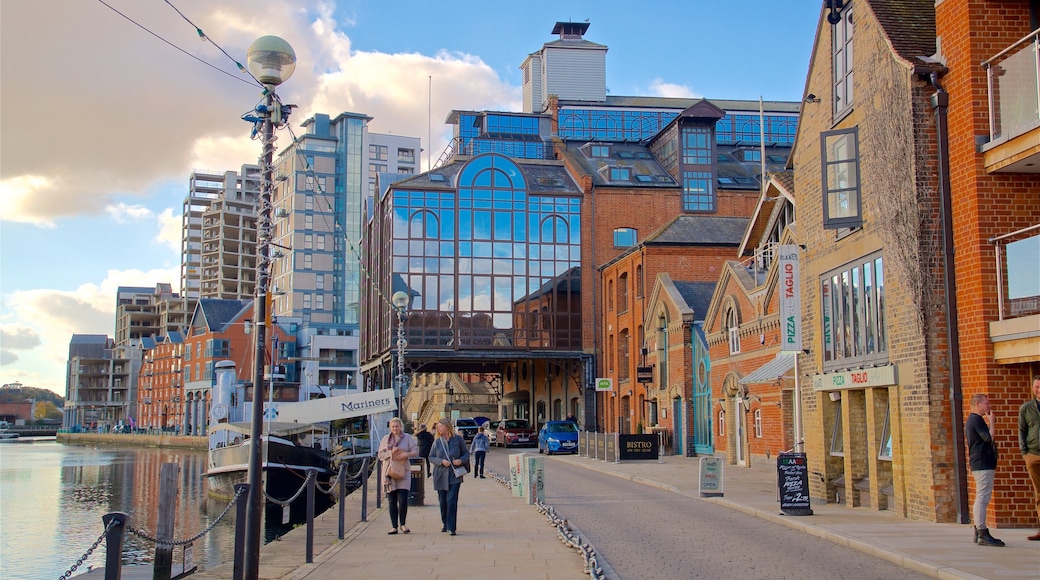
[0,439,294,579]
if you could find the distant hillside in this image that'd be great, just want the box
[0,384,64,407]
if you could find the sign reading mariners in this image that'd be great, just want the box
[778,245,802,352]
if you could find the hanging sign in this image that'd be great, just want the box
[778,245,802,352]
[595,378,614,392]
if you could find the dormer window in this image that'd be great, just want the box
[591,144,610,158]
[609,167,630,181]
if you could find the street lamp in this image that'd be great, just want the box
[391,291,410,418]
[243,34,295,580]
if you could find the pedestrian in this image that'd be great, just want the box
[966,393,1004,546]
[377,417,418,535]
[429,416,470,536]
[415,423,434,476]
[470,425,489,478]
[1018,374,1040,541]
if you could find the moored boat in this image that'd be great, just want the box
[0,429,20,441]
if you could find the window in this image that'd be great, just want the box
[316,235,325,251]
[397,148,415,163]
[607,280,614,310]
[316,273,324,290]
[608,334,615,372]
[613,227,637,248]
[618,273,629,312]
[636,265,644,297]
[830,400,844,456]
[370,144,388,161]
[754,409,763,438]
[590,144,610,158]
[315,294,324,310]
[878,407,892,460]
[821,128,861,229]
[833,3,854,115]
[683,171,714,212]
[618,329,630,380]
[718,410,726,436]
[609,167,630,181]
[820,253,887,367]
[726,308,740,354]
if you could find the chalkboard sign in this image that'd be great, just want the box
[777,452,813,516]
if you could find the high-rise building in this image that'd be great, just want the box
[180,165,262,309]
[114,283,186,346]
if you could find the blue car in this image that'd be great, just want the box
[538,421,579,455]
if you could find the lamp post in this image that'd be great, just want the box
[243,34,295,580]
[391,291,410,418]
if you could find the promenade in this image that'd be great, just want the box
[195,453,1040,579]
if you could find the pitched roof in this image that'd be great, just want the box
[867,0,937,65]
[645,215,749,246]
[673,281,717,320]
[196,299,251,332]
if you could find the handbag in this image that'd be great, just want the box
[440,437,470,478]
[382,435,407,480]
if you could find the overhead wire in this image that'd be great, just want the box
[161,0,264,87]
[92,0,259,88]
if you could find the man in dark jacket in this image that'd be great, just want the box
[415,424,434,476]
[967,393,1003,546]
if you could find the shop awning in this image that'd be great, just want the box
[739,353,796,384]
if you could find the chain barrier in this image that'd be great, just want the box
[59,517,117,580]
[127,486,245,547]
[486,469,605,580]
[264,469,314,507]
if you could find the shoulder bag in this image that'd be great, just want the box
[383,435,407,480]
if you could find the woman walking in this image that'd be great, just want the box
[470,425,490,478]
[377,417,418,535]
[429,417,470,535]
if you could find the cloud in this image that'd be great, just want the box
[0,325,42,350]
[156,208,182,253]
[648,78,701,99]
[0,351,17,366]
[105,203,154,223]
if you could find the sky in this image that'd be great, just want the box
[0,0,822,396]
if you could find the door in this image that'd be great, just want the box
[734,398,746,466]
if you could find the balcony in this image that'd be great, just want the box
[989,224,1040,364]
[982,29,1040,173]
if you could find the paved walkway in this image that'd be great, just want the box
[196,453,1040,579]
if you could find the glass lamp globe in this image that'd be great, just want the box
[392,291,410,310]
[247,35,296,86]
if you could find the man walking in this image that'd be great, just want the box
[966,393,1003,546]
[1019,375,1040,541]
[415,424,435,477]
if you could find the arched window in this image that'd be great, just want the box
[607,280,614,310]
[636,265,644,297]
[726,307,740,354]
[618,329,630,380]
[618,273,629,312]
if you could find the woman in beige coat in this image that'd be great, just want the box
[377,417,418,534]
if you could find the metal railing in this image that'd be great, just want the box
[989,223,1040,320]
[984,28,1040,142]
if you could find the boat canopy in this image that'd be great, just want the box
[209,422,330,437]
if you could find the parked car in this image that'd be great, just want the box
[455,418,479,441]
[538,421,579,455]
[496,419,536,447]
[484,420,502,445]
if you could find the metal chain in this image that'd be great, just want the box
[127,486,244,547]
[486,469,605,580]
[59,517,117,580]
[264,469,313,506]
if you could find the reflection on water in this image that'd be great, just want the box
[0,440,296,578]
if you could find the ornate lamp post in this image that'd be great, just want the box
[391,291,410,418]
[243,34,295,580]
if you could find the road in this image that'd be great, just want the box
[484,450,930,579]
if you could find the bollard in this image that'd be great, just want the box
[232,483,249,580]
[658,431,664,464]
[101,511,128,580]
[360,457,369,522]
[306,469,315,563]
[375,459,382,509]
[154,462,179,580]
[337,462,347,540]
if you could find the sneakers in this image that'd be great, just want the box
[976,527,1005,547]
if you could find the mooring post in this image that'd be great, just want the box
[102,511,128,580]
[306,469,315,563]
[232,483,250,580]
[337,462,347,539]
[360,457,369,522]
[153,462,179,580]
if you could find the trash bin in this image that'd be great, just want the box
[409,458,425,506]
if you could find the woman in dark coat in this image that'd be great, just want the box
[428,417,470,535]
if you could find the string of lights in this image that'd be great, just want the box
[161,0,263,87]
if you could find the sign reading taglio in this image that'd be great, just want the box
[778,245,802,352]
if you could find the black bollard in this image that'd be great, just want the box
[102,512,128,580]
[306,469,315,563]
[337,462,347,540]
[360,457,369,522]
[154,463,179,580]
[375,459,382,509]
[232,484,249,580]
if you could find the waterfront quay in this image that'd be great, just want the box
[193,453,1038,580]
[57,432,207,449]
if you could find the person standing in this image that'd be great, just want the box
[470,425,490,478]
[377,417,418,535]
[966,393,1004,546]
[1018,375,1040,541]
[429,417,470,536]
[415,423,434,476]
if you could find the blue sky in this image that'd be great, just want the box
[0,0,822,395]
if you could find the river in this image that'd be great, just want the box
[0,439,296,579]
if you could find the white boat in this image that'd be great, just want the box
[0,429,19,441]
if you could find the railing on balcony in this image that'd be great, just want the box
[990,223,1040,320]
[984,28,1040,142]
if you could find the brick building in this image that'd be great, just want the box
[935,0,1040,528]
